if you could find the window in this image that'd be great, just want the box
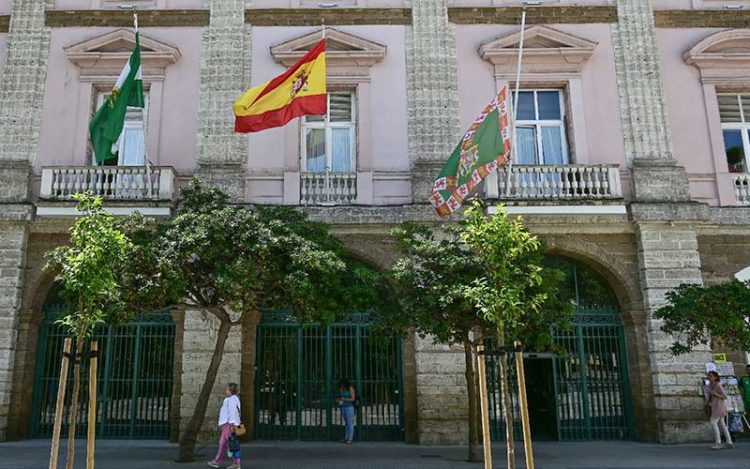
[514,90,569,165]
[719,94,750,173]
[301,91,356,173]
[92,91,149,166]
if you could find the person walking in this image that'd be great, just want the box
[706,371,733,450]
[738,364,750,416]
[337,377,356,444]
[208,383,242,469]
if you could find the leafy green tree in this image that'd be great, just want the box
[119,181,370,461]
[381,202,572,465]
[655,279,750,355]
[459,201,572,469]
[46,193,135,469]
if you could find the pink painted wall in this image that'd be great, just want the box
[252,0,406,7]
[455,24,626,167]
[448,0,610,5]
[0,1,10,16]
[52,0,206,10]
[657,28,724,205]
[36,27,202,173]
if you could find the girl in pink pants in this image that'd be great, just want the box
[208,383,241,469]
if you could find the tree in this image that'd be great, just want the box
[380,202,572,465]
[655,279,750,355]
[46,193,135,469]
[119,181,368,461]
[459,201,572,469]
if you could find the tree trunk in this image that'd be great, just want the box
[65,336,85,469]
[177,318,233,462]
[464,340,479,463]
[497,324,515,469]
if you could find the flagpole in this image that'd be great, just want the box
[505,10,526,196]
[132,10,155,197]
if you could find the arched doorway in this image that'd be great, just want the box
[30,283,176,439]
[254,311,404,441]
[488,256,634,441]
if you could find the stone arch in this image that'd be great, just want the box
[340,235,399,272]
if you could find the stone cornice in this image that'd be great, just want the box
[45,10,210,28]
[245,8,412,26]
[447,7,617,25]
[271,28,386,68]
[655,10,750,28]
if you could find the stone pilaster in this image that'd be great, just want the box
[178,310,243,441]
[413,336,468,445]
[405,0,460,202]
[195,0,250,201]
[612,0,690,202]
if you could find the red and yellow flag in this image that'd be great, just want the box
[234,40,327,133]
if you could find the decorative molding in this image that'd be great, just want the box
[45,10,210,28]
[448,7,617,25]
[65,29,181,80]
[654,10,750,29]
[246,8,412,26]
[684,29,750,85]
[271,28,386,68]
[480,25,596,73]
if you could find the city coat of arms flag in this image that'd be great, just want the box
[234,39,327,133]
[429,85,512,216]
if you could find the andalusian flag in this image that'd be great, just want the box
[89,32,145,163]
[429,85,513,216]
[234,39,327,133]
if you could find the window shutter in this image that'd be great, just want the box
[719,95,743,123]
[329,92,353,122]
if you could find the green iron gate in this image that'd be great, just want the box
[487,307,634,441]
[254,312,403,441]
[30,304,175,439]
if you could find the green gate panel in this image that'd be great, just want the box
[254,312,404,441]
[30,305,175,440]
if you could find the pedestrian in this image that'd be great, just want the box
[738,364,750,415]
[337,377,356,444]
[706,371,733,450]
[208,383,242,469]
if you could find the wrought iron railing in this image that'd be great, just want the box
[487,164,623,200]
[40,166,176,201]
[733,173,750,206]
[300,171,357,206]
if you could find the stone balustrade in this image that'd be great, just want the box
[40,166,176,201]
[734,173,750,206]
[488,164,623,200]
[300,171,357,206]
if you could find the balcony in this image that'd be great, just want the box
[734,173,750,206]
[40,166,177,202]
[300,171,357,206]
[486,164,623,201]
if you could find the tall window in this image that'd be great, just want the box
[719,94,750,173]
[301,91,356,173]
[92,91,149,166]
[514,90,569,166]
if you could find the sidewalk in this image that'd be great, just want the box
[1,440,749,469]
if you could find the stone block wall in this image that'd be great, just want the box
[698,235,750,286]
[179,310,243,441]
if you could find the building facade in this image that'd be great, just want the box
[1,0,750,446]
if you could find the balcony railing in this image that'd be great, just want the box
[734,173,750,206]
[487,164,623,200]
[300,171,357,206]
[40,166,176,201]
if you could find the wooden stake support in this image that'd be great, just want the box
[476,344,493,469]
[87,341,98,469]
[514,341,535,469]
[49,338,72,469]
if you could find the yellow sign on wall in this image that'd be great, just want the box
[713,353,728,364]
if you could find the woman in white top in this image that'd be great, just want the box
[207,383,242,469]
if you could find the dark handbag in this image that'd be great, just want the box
[228,434,240,452]
[704,402,712,419]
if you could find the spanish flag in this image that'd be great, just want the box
[234,39,327,133]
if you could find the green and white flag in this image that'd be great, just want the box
[89,32,145,163]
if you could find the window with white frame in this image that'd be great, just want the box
[513,90,569,166]
[719,93,750,173]
[301,91,356,173]
[92,91,149,166]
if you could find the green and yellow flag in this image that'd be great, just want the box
[429,84,512,216]
[89,32,145,163]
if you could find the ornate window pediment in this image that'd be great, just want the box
[271,28,387,68]
[684,29,750,85]
[479,25,596,73]
[65,29,181,80]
